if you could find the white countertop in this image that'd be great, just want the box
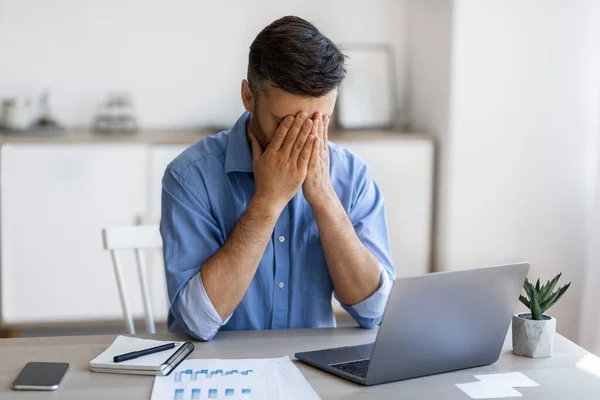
[0,129,432,145]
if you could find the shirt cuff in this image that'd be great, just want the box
[178,271,233,340]
[337,267,393,319]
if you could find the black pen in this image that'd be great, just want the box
[113,343,177,363]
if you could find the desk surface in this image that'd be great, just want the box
[1,327,599,399]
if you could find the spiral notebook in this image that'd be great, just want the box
[90,335,194,376]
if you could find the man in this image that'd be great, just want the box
[161,16,394,341]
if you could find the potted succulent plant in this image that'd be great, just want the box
[513,273,570,358]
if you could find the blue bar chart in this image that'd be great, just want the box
[172,387,251,399]
[151,357,319,400]
[174,369,254,383]
[157,361,261,399]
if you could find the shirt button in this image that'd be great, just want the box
[278,235,285,243]
[278,281,285,289]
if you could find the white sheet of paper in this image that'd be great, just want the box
[151,356,320,400]
[456,382,523,399]
[474,372,539,388]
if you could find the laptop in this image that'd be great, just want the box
[295,262,530,386]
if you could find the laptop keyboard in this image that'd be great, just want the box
[329,359,371,378]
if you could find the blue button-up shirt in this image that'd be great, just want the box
[161,112,395,341]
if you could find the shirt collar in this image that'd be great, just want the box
[224,111,254,174]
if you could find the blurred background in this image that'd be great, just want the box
[0,0,599,357]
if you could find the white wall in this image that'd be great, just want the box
[579,3,600,355]
[407,0,599,342]
[406,0,453,143]
[0,0,408,129]
[406,0,454,269]
[440,0,598,341]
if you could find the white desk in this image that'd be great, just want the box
[1,327,599,399]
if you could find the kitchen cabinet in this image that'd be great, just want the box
[0,144,147,325]
[0,132,433,329]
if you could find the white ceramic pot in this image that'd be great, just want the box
[512,313,556,358]
[2,97,32,131]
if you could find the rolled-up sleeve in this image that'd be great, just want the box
[337,269,393,328]
[160,167,226,341]
[340,160,395,328]
[178,272,232,341]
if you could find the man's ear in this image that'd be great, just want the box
[241,80,254,113]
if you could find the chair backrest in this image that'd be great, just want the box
[102,225,163,334]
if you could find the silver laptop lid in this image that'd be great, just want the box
[365,262,529,385]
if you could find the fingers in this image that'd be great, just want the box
[311,112,326,152]
[298,134,316,170]
[311,114,320,150]
[314,112,323,151]
[290,116,314,161]
[307,136,320,170]
[248,131,263,164]
[322,114,329,151]
[267,115,294,152]
[280,112,309,156]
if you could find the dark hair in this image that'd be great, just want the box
[248,16,346,98]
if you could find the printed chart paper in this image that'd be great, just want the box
[151,356,320,400]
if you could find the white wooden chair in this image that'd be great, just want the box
[102,225,163,334]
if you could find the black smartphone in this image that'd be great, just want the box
[12,362,69,391]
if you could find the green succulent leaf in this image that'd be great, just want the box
[539,290,560,314]
[519,295,531,309]
[521,274,569,319]
[531,289,542,320]
[540,273,562,302]
[523,279,534,300]
[542,283,571,313]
